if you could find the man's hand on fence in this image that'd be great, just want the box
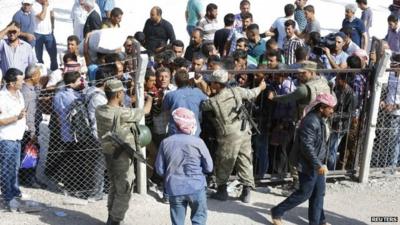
[383,104,397,112]
[379,101,385,109]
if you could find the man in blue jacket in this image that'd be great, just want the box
[156,107,213,225]
[271,93,336,225]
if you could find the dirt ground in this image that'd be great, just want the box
[1,174,399,225]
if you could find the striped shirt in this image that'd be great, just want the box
[197,17,219,41]
[283,36,304,65]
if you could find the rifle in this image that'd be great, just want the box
[238,102,261,135]
[102,131,154,170]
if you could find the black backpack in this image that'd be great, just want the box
[67,93,97,143]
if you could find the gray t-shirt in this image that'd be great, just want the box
[304,19,321,34]
[361,8,373,33]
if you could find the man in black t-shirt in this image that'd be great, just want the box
[184,28,204,62]
[143,6,176,54]
[214,13,235,56]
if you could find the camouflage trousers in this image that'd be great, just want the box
[215,131,255,188]
[104,151,134,222]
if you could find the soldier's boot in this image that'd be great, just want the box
[106,216,121,225]
[240,186,251,203]
[211,184,228,201]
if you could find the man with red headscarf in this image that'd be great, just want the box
[155,107,213,225]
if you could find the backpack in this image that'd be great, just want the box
[67,92,98,143]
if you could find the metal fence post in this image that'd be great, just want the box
[359,50,391,183]
[134,41,149,194]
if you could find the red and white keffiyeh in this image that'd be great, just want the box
[172,107,197,135]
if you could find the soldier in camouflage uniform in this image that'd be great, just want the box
[96,80,152,225]
[202,69,266,203]
[269,61,331,119]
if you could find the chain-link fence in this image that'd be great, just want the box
[0,68,375,204]
[370,68,400,174]
[237,68,372,183]
[0,50,395,211]
[0,51,142,209]
[15,79,114,200]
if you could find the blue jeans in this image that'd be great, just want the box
[253,133,269,178]
[327,132,345,170]
[169,188,207,225]
[34,33,58,71]
[271,171,326,225]
[0,140,22,202]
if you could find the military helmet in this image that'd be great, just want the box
[209,69,228,84]
[105,79,124,92]
[137,124,152,147]
[298,61,317,72]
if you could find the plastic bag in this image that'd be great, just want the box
[21,142,39,169]
[88,28,125,53]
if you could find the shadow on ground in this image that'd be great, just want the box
[37,205,105,225]
[1,201,104,225]
[208,199,368,225]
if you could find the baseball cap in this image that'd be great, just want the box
[22,0,34,4]
[335,32,346,40]
[209,69,228,84]
[105,79,124,92]
[298,61,317,72]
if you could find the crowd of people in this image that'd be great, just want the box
[1,0,400,224]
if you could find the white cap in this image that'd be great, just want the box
[22,0,34,4]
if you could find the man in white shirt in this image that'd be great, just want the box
[197,3,218,41]
[0,68,27,210]
[266,4,299,50]
[32,0,58,71]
